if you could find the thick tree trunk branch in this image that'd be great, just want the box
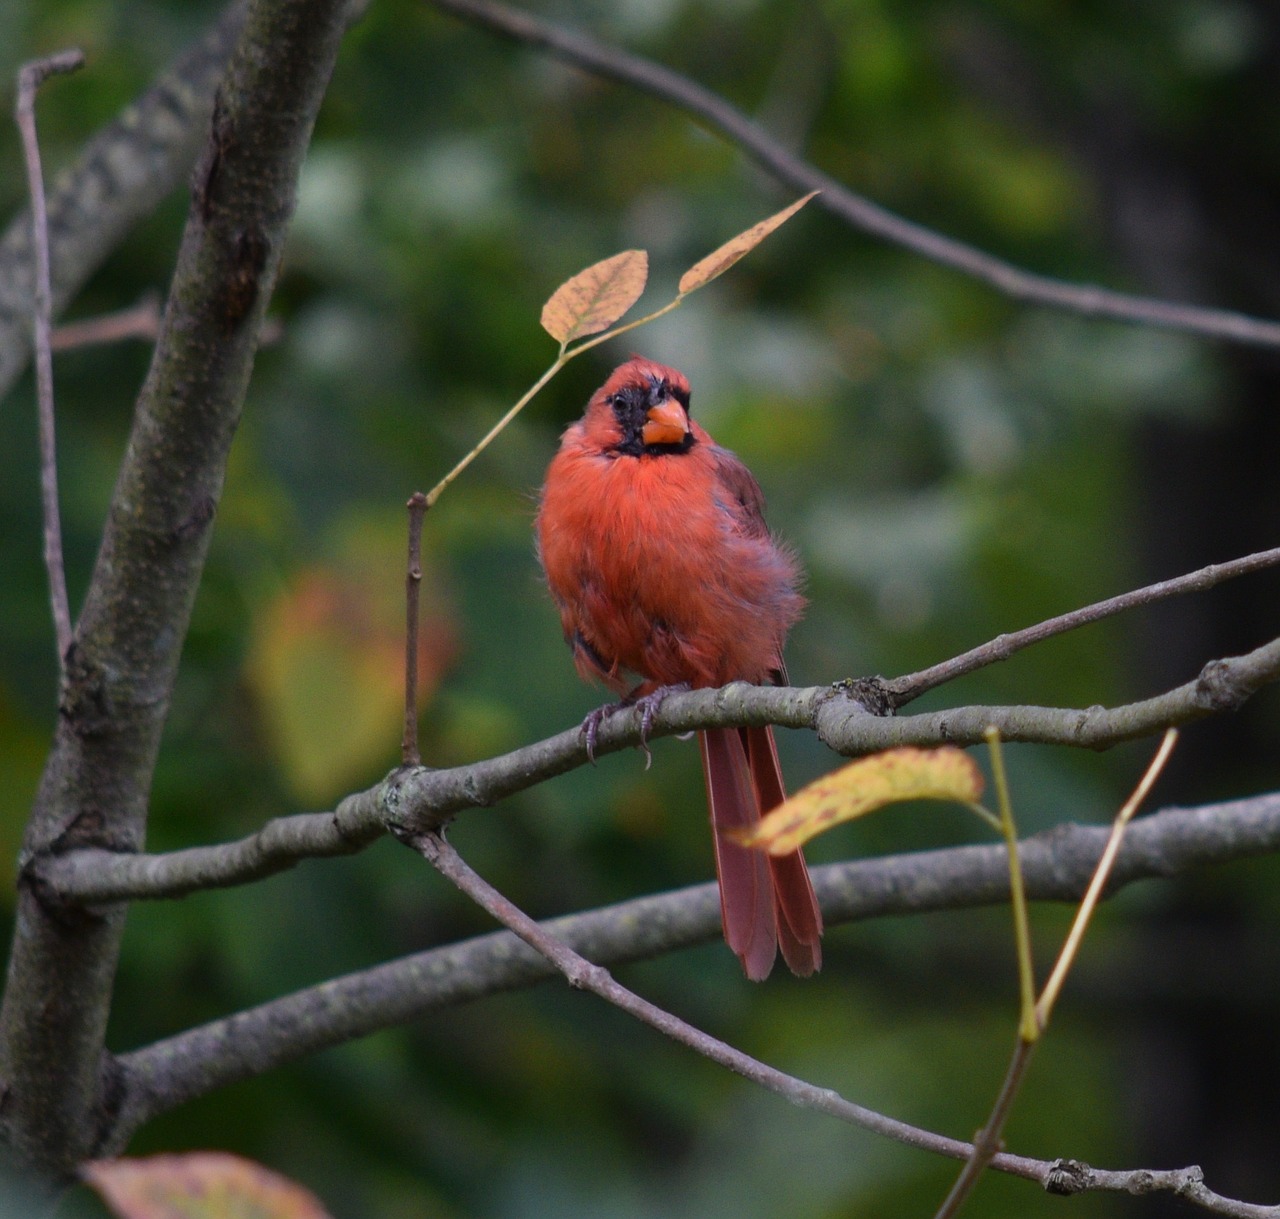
[0,0,348,1183]
[427,0,1280,349]
[103,789,1280,1148]
[0,1,249,405]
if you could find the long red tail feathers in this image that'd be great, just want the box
[699,726,823,981]
[744,726,823,976]
[699,728,776,980]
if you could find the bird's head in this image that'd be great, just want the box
[586,357,694,456]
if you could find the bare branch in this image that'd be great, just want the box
[417,828,1040,1176]
[824,634,1280,755]
[37,788,386,906]
[50,292,163,352]
[427,0,1280,349]
[1043,1162,1280,1218]
[108,792,1280,1114]
[402,492,429,766]
[0,1,249,404]
[887,548,1280,708]
[15,49,84,665]
[34,629,1280,906]
[108,797,1280,1216]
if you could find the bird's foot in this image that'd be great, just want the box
[631,682,690,770]
[581,701,626,764]
[580,682,691,766]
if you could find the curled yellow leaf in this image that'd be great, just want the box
[540,249,649,344]
[678,191,818,295]
[737,746,984,856]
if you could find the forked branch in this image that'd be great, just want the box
[32,623,1280,906]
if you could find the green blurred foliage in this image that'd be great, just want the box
[2,0,1278,1216]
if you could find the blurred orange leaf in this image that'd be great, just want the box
[737,746,984,855]
[678,191,818,295]
[540,249,649,343]
[246,515,457,802]
[83,1152,333,1219]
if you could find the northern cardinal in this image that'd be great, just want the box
[535,356,822,980]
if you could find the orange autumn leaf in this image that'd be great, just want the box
[83,1152,333,1219]
[737,746,984,856]
[540,249,649,343]
[247,563,456,802]
[245,510,458,802]
[678,191,818,295]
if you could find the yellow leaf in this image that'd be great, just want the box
[245,517,457,802]
[540,249,649,343]
[678,191,819,295]
[83,1152,334,1219]
[737,746,984,856]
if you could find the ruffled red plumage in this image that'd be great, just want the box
[536,357,823,980]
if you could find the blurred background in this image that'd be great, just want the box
[3,0,1280,1215]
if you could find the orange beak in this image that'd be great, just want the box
[641,399,690,446]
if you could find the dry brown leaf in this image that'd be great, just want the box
[540,249,649,343]
[737,746,984,856]
[678,191,818,295]
[83,1152,334,1219]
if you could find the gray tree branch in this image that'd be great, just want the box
[416,830,1280,1219]
[0,0,349,1182]
[0,1,248,405]
[34,630,1280,905]
[886,546,1280,706]
[428,0,1280,349]
[104,790,1280,1159]
[15,50,86,665]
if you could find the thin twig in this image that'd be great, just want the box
[937,729,1179,1218]
[424,356,564,508]
[0,3,250,405]
[887,547,1280,707]
[428,0,1280,349]
[934,1039,1037,1219]
[410,831,1280,1219]
[935,731,1038,1219]
[413,830,1044,1180]
[984,730,1037,1041]
[1036,728,1179,1027]
[16,49,85,665]
[49,291,162,351]
[403,492,429,766]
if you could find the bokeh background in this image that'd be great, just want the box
[3,0,1280,1215]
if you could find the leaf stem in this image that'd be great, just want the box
[421,294,686,510]
[984,728,1038,1041]
[423,354,566,508]
[1036,728,1178,1028]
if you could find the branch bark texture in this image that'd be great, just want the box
[0,0,348,1182]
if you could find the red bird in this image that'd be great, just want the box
[535,356,823,980]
